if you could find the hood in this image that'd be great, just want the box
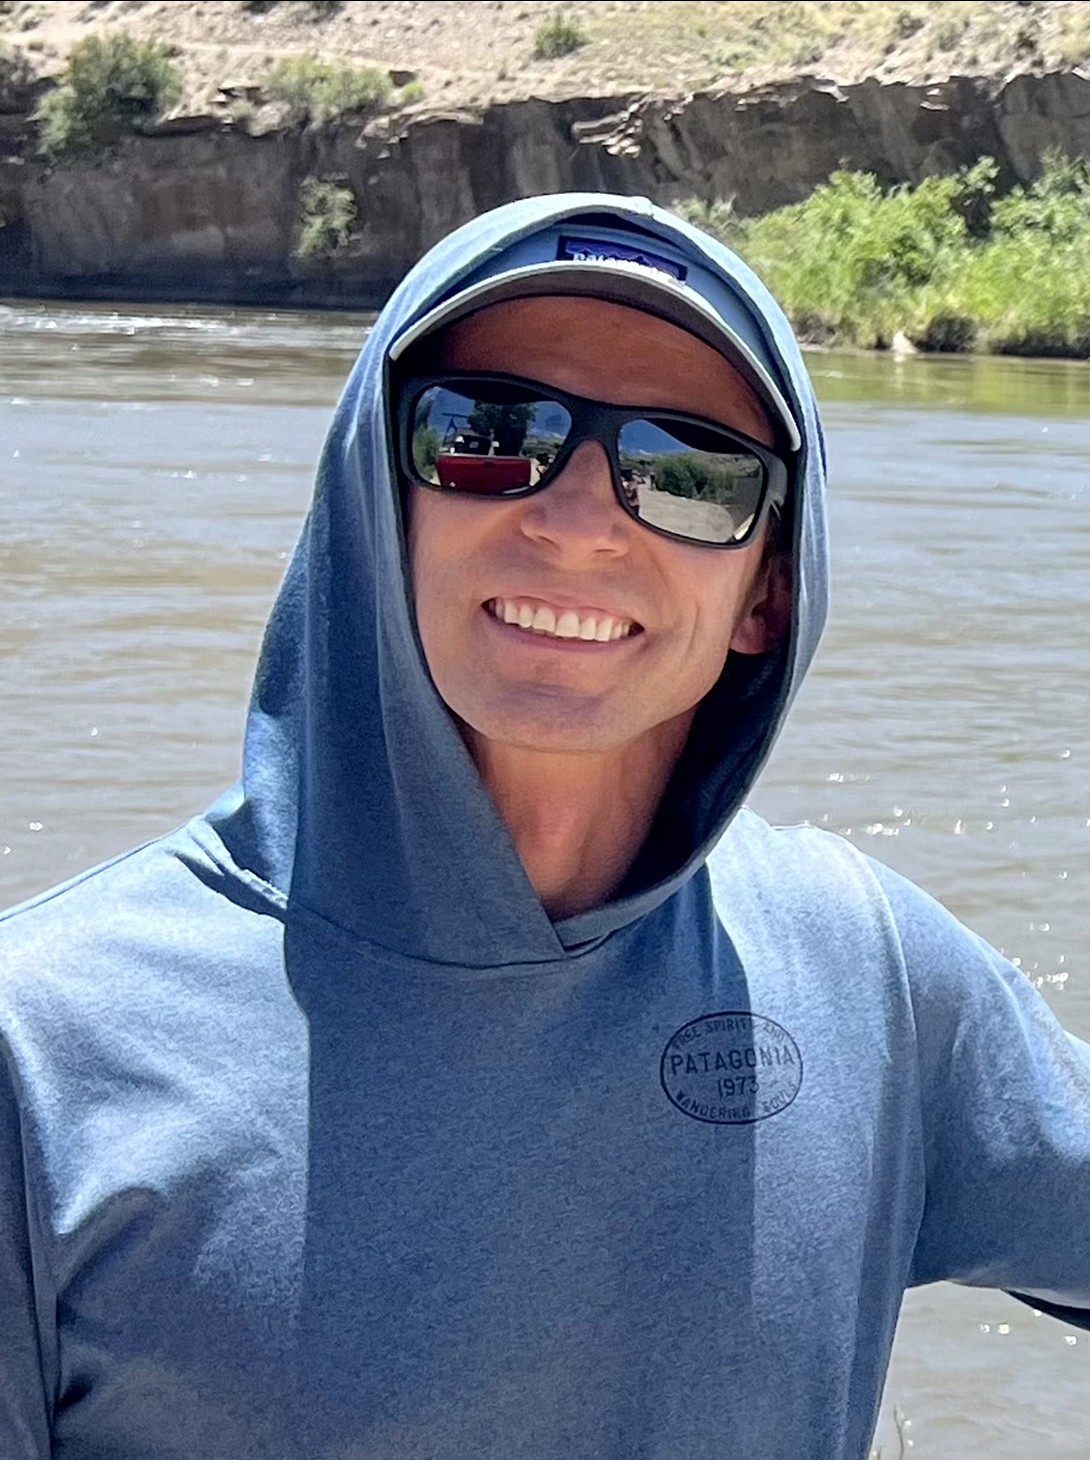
[205,194,829,967]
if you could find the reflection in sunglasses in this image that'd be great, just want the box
[404,374,784,547]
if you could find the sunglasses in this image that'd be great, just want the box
[396,371,791,548]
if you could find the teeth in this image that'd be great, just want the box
[489,599,635,642]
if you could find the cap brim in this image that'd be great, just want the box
[388,260,802,454]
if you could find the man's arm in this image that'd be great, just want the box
[870,858,1090,1323]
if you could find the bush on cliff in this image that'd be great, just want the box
[266,55,390,126]
[680,154,1090,357]
[34,33,180,160]
[294,176,357,261]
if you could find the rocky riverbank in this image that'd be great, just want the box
[3,2,1090,308]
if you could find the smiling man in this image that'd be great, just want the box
[1,195,1089,1460]
[403,291,787,916]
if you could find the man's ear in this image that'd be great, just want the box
[729,548,792,656]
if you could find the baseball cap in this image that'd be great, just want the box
[388,217,801,454]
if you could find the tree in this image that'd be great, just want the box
[466,401,534,456]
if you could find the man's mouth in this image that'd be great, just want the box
[486,598,637,643]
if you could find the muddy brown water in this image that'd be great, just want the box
[2,302,1088,1456]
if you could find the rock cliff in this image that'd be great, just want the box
[4,69,1090,308]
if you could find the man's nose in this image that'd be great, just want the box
[517,441,630,558]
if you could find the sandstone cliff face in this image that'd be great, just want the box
[3,70,1090,307]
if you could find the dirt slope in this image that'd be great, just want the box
[3,0,1088,115]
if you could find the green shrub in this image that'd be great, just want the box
[948,156,997,239]
[532,15,588,60]
[730,168,969,346]
[947,229,1090,356]
[990,150,1090,243]
[295,176,357,261]
[34,32,180,159]
[923,155,1090,356]
[679,152,1090,357]
[412,424,441,476]
[655,454,750,504]
[266,54,390,126]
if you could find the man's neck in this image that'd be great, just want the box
[466,714,693,919]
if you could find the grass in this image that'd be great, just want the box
[679,153,1090,358]
[33,31,180,159]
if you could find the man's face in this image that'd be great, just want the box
[405,294,783,761]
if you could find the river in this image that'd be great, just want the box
[2,301,1088,1457]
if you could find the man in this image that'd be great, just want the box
[1,194,1088,1459]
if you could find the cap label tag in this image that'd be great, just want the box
[558,234,687,282]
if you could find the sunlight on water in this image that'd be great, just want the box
[1,307,1088,1458]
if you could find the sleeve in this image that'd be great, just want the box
[869,858,1090,1328]
[0,1043,54,1457]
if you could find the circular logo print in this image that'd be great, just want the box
[660,1010,803,1125]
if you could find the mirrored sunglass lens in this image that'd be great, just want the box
[617,418,767,544]
[410,384,571,495]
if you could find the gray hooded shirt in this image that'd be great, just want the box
[2,193,1089,1459]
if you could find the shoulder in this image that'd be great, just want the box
[710,808,879,883]
[708,809,903,935]
[709,809,1017,1000]
[1,816,280,950]
[0,822,287,1073]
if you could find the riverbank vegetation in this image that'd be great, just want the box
[33,33,179,158]
[682,153,1090,358]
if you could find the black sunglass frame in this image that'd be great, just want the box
[395,370,792,550]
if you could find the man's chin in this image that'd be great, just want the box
[456,688,636,759]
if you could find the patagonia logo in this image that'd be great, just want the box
[661,1011,803,1125]
[558,235,686,282]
